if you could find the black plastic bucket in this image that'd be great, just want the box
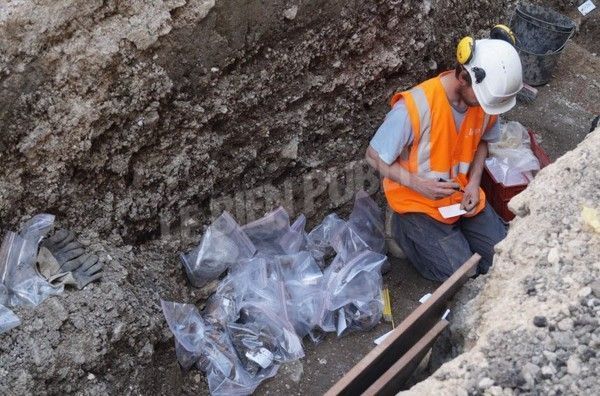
[510,2,576,86]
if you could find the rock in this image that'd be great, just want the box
[534,316,548,327]
[486,385,503,396]
[590,280,600,297]
[547,247,560,265]
[478,377,495,390]
[577,286,592,298]
[283,6,298,20]
[520,363,540,389]
[567,356,581,375]
[557,318,574,331]
[553,332,578,350]
[281,137,299,159]
[541,364,557,379]
[543,351,557,363]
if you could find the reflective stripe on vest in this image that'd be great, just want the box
[406,89,495,181]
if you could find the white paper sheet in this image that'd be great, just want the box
[438,204,467,219]
[579,0,596,16]
[374,330,394,345]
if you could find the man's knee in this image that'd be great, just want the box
[409,231,472,282]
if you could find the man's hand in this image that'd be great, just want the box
[409,175,460,200]
[460,182,480,215]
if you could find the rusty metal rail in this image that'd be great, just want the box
[325,253,481,396]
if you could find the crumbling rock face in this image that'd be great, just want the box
[405,128,600,395]
[0,0,518,394]
[0,0,517,241]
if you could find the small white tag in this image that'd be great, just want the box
[579,0,596,15]
[336,308,347,336]
[419,293,432,304]
[302,273,322,286]
[246,347,274,369]
[374,330,394,345]
[442,309,451,320]
[438,204,467,219]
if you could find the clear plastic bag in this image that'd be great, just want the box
[242,207,290,256]
[166,191,391,392]
[306,213,345,264]
[307,191,385,264]
[0,303,20,334]
[347,191,386,255]
[323,250,387,336]
[20,214,55,244]
[495,121,529,149]
[278,215,307,254]
[161,300,274,395]
[0,214,62,307]
[276,252,325,339]
[0,284,8,307]
[228,301,304,374]
[487,121,541,186]
[181,212,256,288]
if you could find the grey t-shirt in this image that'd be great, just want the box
[369,99,500,165]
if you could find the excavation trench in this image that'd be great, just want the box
[1,0,599,394]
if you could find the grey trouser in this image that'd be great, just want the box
[391,203,507,282]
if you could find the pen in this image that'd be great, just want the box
[438,178,464,192]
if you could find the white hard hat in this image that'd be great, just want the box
[464,39,523,115]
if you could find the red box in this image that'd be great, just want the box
[481,130,551,222]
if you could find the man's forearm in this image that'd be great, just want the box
[388,163,413,187]
[365,146,413,188]
[468,141,488,186]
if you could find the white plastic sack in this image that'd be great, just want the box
[487,121,540,186]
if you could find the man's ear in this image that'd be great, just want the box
[457,71,468,87]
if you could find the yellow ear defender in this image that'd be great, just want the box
[456,36,475,65]
[490,24,516,46]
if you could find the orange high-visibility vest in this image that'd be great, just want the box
[383,71,497,224]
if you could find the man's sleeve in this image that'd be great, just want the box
[369,100,413,165]
[482,120,501,143]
